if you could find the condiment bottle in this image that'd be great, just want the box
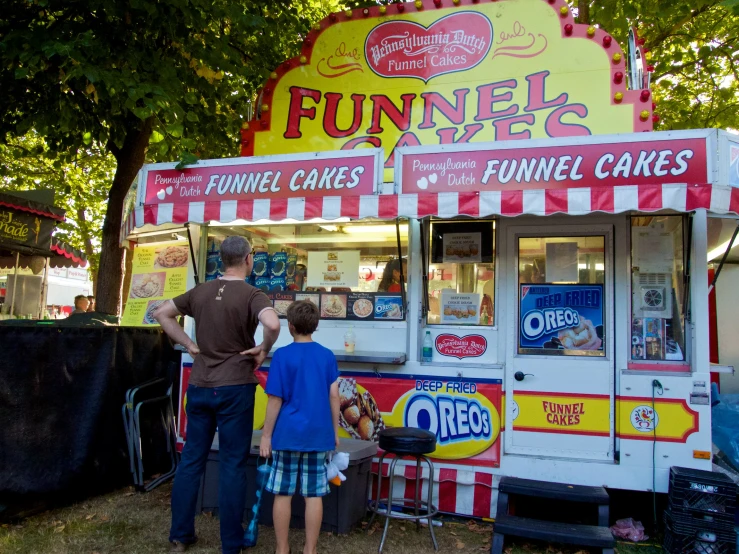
[344,327,356,354]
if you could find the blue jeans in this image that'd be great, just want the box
[170,383,256,554]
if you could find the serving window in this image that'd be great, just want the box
[425,219,495,326]
[206,219,408,321]
[630,216,687,364]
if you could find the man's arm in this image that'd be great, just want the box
[330,381,340,450]
[153,301,199,357]
[241,308,281,370]
[259,394,283,458]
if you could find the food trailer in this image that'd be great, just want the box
[121,0,739,518]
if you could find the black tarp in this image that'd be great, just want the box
[0,325,180,519]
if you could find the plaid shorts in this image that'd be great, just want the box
[266,451,330,498]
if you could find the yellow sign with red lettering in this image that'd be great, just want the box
[244,0,651,182]
[506,393,699,443]
[512,393,610,436]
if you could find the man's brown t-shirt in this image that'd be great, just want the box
[173,279,274,387]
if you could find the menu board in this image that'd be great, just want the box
[440,291,480,324]
[442,233,482,263]
[121,241,193,326]
[306,250,360,288]
[267,291,403,321]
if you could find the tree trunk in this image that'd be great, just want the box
[76,205,98,294]
[96,117,154,315]
[577,0,590,24]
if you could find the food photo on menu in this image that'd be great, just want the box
[154,245,189,268]
[130,272,166,299]
[321,294,347,318]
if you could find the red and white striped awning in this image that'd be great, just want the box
[122,183,739,237]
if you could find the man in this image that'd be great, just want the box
[155,236,281,554]
[70,295,89,314]
[86,295,95,312]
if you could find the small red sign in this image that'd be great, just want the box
[435,333,487,359]
[365,12,493,83]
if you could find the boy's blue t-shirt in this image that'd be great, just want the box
[265,341,339,452]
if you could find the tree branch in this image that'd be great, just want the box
[647,2,721,50]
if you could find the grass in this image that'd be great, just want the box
[0,483,663,554]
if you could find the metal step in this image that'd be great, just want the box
[494,514,616,548]
[498,476,609,505]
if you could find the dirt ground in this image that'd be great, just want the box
[0,483,662,554]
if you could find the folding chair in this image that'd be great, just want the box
[133,384,178,491]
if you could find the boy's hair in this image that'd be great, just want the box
[287,300,319,335]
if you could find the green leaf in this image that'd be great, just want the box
[174,151,200,170]
[165,123,184,138]
[180,138,197,150]
[184,92,199,105]
[186,111,199,123]
[82,132,92,145]
[150,130,165,143]
[132,107,152,120]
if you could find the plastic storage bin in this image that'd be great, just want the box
[195,431,378,534]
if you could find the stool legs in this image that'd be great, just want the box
[367,451,387,531]
[369,454,438,553]
[379,456,400,553]
[423,456,438,551]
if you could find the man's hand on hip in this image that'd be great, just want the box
[240,344,268,370]
[185,341,200,358]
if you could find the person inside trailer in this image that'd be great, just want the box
[377,258,407,292]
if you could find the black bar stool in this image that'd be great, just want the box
[368,427,438,552]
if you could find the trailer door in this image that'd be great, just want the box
[504,224,615,461]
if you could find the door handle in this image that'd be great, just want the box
[514,371,534,382]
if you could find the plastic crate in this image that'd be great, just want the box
[667,500,736,530]
[669,467,737,498]
[664,517,735,554]
[668,467,737,518]
[665,509,737,536]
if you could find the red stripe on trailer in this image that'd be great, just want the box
[590,187,614,212]
[417,193,438,218]
[438,468,457,513]
[173,203,189,224]
[270,198,288,220]
[304,196,324,219]
[638,184,662,211]
[341,196,361,220]
[404,464,418,506]
[686,184,711,210]
[379,195,398,219]
[473,472,494,518]
[545,189,568,215]
[237,199,254,221]
[459,192,479,217]
[731,187,739,214]
[501,190,523,216]
[204,201,220,223]
[143,204,157,225]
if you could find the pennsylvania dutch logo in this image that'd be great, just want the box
[364,11,493,82]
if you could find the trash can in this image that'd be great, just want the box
[195,431,378,534]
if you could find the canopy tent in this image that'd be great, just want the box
[0,238,88,271]
[0,191,88,318]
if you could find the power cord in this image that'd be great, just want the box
[652,379,663,532]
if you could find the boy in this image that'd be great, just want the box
[260,300,340,554]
